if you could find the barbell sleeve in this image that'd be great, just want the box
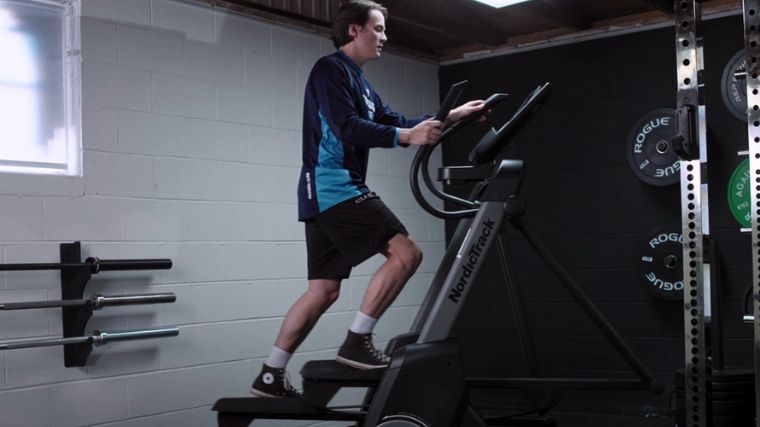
[94,293,176,308]
[0,335,92,350]
[744,315,754,323]
[92,327,179,346]
[0,327,179,350]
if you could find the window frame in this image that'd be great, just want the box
[0,0,82,177]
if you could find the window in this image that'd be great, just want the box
[0,0,81,176]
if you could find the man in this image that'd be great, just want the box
[251,0,485,397]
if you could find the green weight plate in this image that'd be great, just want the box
[728,158,751,228]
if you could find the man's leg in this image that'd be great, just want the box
[274,279,341,353]
[251,279,341,397]
[336,234,423,369]
[361,233,423,318]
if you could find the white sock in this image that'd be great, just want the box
[265,346,292,369]
[349,311,378,334]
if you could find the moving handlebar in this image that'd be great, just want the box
[0,327,179,350]
[0,257,172,273]
[0,293,176,311]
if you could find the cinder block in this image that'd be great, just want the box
[0,289,54,339]
[117,26,184,75]
[126,368,195,417]
[152,74,217,120]
[249,204,303,241]
[43,196,123,241]
[158,320,279,369]
[0,196,43,240]
[184,40,245,85]
[218,85,272,126]
[84,152,155,198]
[416,242,445,275]
[193,360,252,405]
[85,338,163,379]
[161,405,217,427]
[182,118,250,162]
[270,26,321,64]
[83,105,118,152]
[83,62,151,111]
[219,243,306,281]
[91,416,163,427]
[192,282,258,322]
[366,146,389,176]
[155,158,274,202]
[214,11,270,54]
[386,146,415,177]
[152,0,214,43]
[390,209,429,242]
[245,53,298,95]
[272,166,301,204]
[4,243,61,291]
[272,94,302,130]
[393,272,432,307]
[51,377,128,426]
[156,243,228,284]
[0,387,51,426]
[0,174,83,198]
[82,18,117,64]
[5,346,87,388]
[81,0,150,26]
[249,126,300,166]
[118,110,186,156]
[120,199,184,242]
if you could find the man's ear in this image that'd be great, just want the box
[347,23,360,38]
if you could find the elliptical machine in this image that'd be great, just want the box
[213,81,663,426]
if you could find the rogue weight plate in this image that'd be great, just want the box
[728,158,751,228]
[636,225,683,301]
[721,50,748,122]
[626,108,680,186]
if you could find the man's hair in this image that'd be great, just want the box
[331,0,387,49]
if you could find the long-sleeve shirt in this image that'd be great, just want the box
[297,51,427,221]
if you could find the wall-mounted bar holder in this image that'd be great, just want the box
[0,242,175,366]
[0,327,179,350]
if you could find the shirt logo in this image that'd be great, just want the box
[363,88,375,120]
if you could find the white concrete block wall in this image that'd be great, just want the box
[0,1,443,426]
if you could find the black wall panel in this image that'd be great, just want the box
[438,14,752,414]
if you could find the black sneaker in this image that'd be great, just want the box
[335,330,391,370]
[250,364,301,398]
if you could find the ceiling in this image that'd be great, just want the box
[203,0,742,61]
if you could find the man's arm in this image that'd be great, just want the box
[313,60,400,148]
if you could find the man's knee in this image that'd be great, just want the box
[388,236,423,272]
[308,280,341,307]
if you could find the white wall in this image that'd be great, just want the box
[0,0,443,426]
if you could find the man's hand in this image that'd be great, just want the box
[398,119,443,146]
[446,100,488,125]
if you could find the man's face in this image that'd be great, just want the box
[349,10,387,62]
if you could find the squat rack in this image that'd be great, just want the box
[742,0,760,424]
[673,1,711,426]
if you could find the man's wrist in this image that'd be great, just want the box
[398,128,410,144]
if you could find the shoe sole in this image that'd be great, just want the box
[249,388,279,398]
[335,355,389,370]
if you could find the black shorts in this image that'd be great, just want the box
[305,192,409,280]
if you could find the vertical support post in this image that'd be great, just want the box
[674,1,710,426]
[742,0,760,424]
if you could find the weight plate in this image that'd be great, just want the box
[728,158,751,228]
[636,225,683,301]
[626,108,681,186]
[721,50,748,122]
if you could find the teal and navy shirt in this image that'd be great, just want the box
[297,51,427,221]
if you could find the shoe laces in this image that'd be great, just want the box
[362,334,391,363]
[275,368,301,395]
